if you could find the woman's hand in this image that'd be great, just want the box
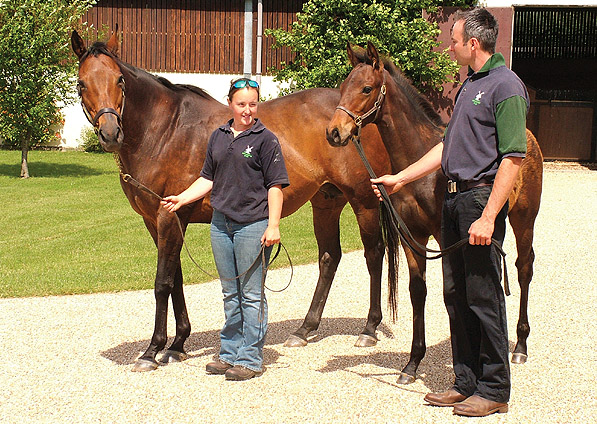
[261,225,280,247]
[263,185,283,247]
[161,195,184,213]
[160,177,214,213]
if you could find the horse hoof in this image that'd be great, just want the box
[354,334,378,347]
[511,352,528,364]
[283,334,308,347]
[159,350,188,364]
[132,358,159,372]
[396,372,416,385]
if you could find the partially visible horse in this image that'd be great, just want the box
[71,29,400,371]
[327,42,543,383]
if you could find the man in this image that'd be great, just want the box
[371,8,528,417]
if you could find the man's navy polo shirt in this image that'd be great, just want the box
[200,118,289,224]
[442,53,529,183]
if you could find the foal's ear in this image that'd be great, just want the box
[366,41,383,71]
[106,24,120,56]
[71,30,87,60]
[347,42,361,68]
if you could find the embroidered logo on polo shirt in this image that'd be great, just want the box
[472,91,485,105]
[242,146,253,158]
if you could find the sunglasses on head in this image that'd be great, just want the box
[232,79,259,89]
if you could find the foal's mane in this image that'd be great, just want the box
[352,48,445,128]
[82,41,217,101]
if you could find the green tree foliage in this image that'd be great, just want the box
[0,0,95,177]
[266,0,473,94]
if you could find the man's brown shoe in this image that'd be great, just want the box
[205,359,232,375]
[424,389,467,407]
[453,395,508,417]
[225,365,262,381]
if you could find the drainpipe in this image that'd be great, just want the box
[243,0,253,78]
[256,0,263,86]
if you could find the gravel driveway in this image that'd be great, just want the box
[1,164,595,423]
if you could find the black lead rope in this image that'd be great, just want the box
[119,171,294,319]
[349,134,510,296]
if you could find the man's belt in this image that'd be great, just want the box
[447,179,493,194]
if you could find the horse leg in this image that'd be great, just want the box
[284,193,346,347]
[397,243,428,384]
[133,213,186,371]
[160,262,191,364]
[508,208,537,364]
[353,206,385,347]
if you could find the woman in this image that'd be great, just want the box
[161,78,289,381]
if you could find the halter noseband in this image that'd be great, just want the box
[335,73,386,129]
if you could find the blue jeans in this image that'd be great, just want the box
[210,210,271,372]
[441,186,510,403]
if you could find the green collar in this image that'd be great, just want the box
[468,53,506,76]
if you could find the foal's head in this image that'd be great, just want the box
[326,42,387,147]
[71,28,125,152]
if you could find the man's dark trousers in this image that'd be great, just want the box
[441,185,511,403]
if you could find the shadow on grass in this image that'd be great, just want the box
[0,161,106,178]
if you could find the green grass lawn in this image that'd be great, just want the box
[0,150,363,298]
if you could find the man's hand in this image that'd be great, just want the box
[468,215,494,245]
[370,175,404,201]
[467,156,523,245]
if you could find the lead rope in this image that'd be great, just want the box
[349,133,510,296]
[114,155,293,319]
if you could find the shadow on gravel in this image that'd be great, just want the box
[100,317,396,366]
[101,319,523,392]
[313,339,523,392]
[103,317,520,393]
[317,338,454,392]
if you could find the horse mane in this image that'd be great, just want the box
[351,47,445,128]
[82,41,217,101]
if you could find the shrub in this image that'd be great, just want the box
[79,126,104,153]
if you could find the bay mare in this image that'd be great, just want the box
[71,29,399,371]
[326,42,543,383]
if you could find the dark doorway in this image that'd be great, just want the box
[512,7,597,161]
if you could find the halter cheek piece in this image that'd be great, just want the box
[335,74,387,130]
[78,79,126,132]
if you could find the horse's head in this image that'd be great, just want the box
[71,27,125,152]
[326,42,387,147]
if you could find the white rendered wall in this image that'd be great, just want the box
[60,73,289,149]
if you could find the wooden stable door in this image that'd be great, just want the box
[528,101,594,161]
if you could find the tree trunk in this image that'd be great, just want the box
[20,134,30,178]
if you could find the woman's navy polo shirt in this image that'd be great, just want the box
[200,118,289,224]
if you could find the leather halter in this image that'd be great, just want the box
[335,73,386,129]
[79,82,126,130]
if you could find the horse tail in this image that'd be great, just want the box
[380,205,400,321]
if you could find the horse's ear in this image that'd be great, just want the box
[347,42,360,68]
[71,30,87,60]
[106,24,120,56]
[367,41,383,71]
